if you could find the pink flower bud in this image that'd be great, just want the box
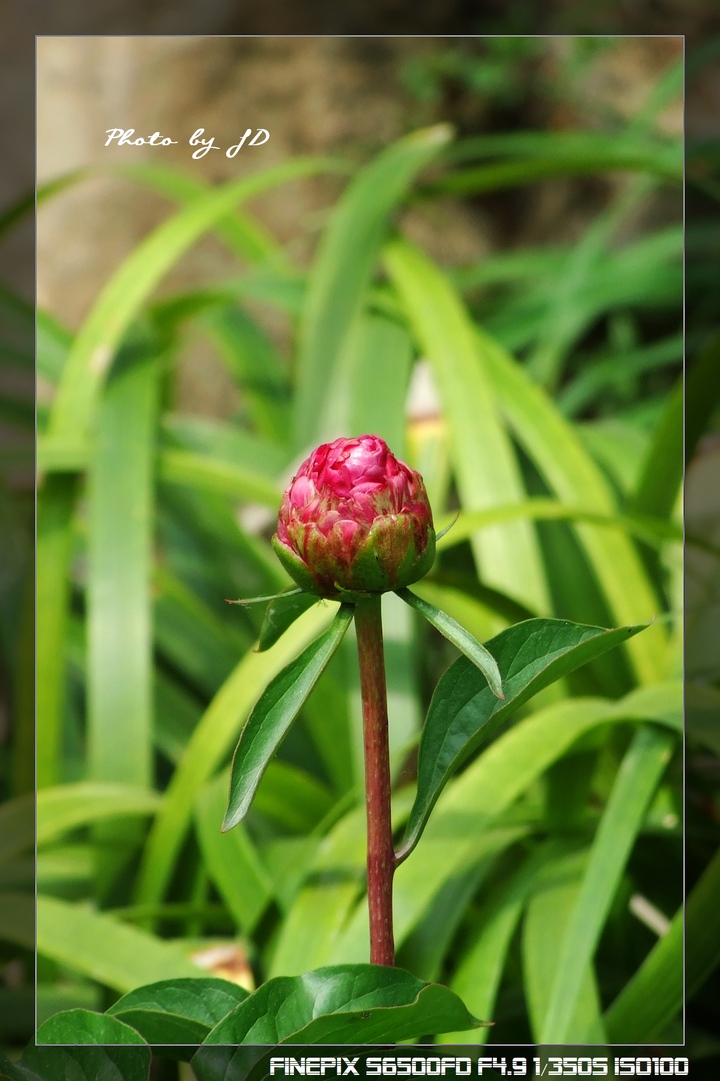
[272,435,436,597]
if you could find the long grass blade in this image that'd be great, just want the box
[36,784,161,847]
[442,129,681,175]
[435,500,683,552]
[523,849,606,1044]
[605,847,720,1042]
[134,602,336,907]
[87,345,159,789]
[480,329,667,683]
[294,124,452,450]
[540,725,676,1043]
[158,449,282,507]
[47,159,335,448]
[200,305,291,444]
[384,237,549,614]
[195,773,272,933]
[37,895,203,992]
[437,843,564,1045]
[112,162,284,264]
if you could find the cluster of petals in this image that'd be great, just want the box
[276,435,433,577]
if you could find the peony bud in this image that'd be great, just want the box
[272,435,436,598]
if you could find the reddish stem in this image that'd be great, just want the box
[354,595,396,966]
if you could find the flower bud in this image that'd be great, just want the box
[272,434,435,598]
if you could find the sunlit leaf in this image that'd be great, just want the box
[36,895,203,992]
[541,725,676,1042]
[295,124,452,449]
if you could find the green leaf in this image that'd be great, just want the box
[524,177,657,389]
[253,760,335,833]
[294,124,452,449]
[201,305,291,444]
[384,237,549,615]
[541,724,676,1042]
[36,783,161,847]
[108,977,249,1047]
[134,602,338,907]
[87,343,159,791]
[36,1009,147,1045]
[153,566,249,699]
[36,895,204,992]
[437,843,563,1046]
[523,850,606,1045]
[428,133,681,197]
[558,333,683,418]
[257,591,318,652]
[315,312,415,449]
[479,329,666,684]
[576,420,651,495]
[195,773,273,933]
[444,128,681,171]
[162,413,289,479]
[630,375,682,521]
[21,1037,150,1081]
[345,315,414,453]
[397,587,504,698]
[267,802,373,977]
[113,161,284,264]
[604,846,720,1042]
[435,500,682,555]
[37,308,72,382]
[223,606,354,831]
[47,158,334,447]
[196,964,482,1049]
[158,449,282,507]
[413,574,535,636]
[0,1048,34,1081]
[36,436,88,472]
[398,618,648,861]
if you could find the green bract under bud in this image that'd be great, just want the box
[273,434,436,599]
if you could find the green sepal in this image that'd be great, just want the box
[226,586,305,606]
[273,521,436,598]
[257,590,319,652]
[271,535,322,595]
[407,526,436,584]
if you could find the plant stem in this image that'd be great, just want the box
[354,595,395,966]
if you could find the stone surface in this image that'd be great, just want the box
[29,34,692,417]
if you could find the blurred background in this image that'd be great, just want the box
[0,14,719,1073]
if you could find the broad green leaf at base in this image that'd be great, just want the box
[108,977,249,1046]
[198,963,483,1046]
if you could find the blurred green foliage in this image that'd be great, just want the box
[0,34,718,1070]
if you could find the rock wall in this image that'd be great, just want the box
[35,36,683,415]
